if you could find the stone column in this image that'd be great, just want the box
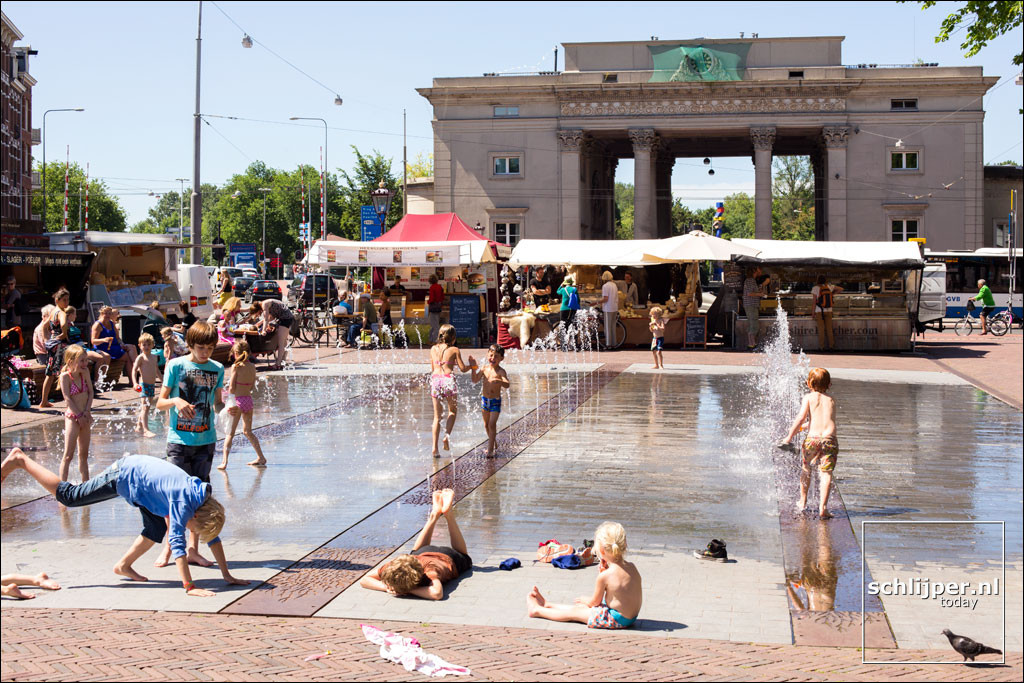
[655,149,675,238]
[606,157,619,239]
[557,129,584,240]
[629,128,658,240]
[822,125,850,241]
[811,149,825,242]
[751,126,776,240]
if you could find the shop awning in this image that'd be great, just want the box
[0,249,94,268]
[507,238,664,267]
[305,239,496,267]
[731,239,925,269]
[642,231,762,262]
[374,213,512,259]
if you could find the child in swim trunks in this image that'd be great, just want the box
[527,521,642,630]
[428,324,474,458]
[649,306,667,369]
[218,340,266,470]
[782,367,839,519]
[132,333,160,438]
[471,344,510,458]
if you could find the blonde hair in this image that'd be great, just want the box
[601,271,613,282]
[379,554,425,594]
[138,332,156,348]
[192,496,225,542]
[435,323,456,346]
[40,304,56,323]
[62,344,86,372]
[231,340,250,367]
[99,305,114,317]
[649,306,664,318]
[595,521,627,561]
[64,306,77,319]
[807,367,831,392]
[221,297,242,315]
[160,327,175,341]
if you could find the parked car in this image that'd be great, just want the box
[288,273,339,307]
[246,279,283,304]
[231,276,255,298]
[172,264,215,320]
[242,268,259,280]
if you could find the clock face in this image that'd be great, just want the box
[684,48,716,76]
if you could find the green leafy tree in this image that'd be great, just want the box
[909,1,1023,67]
[406,152,434,179]
[772,156,816,240]
[338,147,404,238]
[614,182,634,239]
[130,219,164,234]
[671,199,716,235]
[718,192,755,239]
[31,161,127,232]
[994,159,1021,166]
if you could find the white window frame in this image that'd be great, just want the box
[489,152,524,179]
[993,219,1008,248]
[888,148,922,174]
[890,216,922,242]
[493,220,522,246]
[493,105,519,117]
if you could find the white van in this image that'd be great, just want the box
[173,264,215,319]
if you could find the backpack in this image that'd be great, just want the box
[816,285,833,310]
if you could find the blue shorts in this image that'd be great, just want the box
[481,396,502,413]
[651,336,664,351]
[141,382,156,398]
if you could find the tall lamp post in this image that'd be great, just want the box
[289,110,339,237]
[370,181,393,293]
[41,107,84,230]
[259,186,272,274]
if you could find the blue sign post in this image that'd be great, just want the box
[360,205,383,242]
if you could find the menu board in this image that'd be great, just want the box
[684,315,707,348]
[448,294,480,346]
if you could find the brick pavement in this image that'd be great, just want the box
[1,609,1019,682]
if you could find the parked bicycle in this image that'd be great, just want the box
[987,307,1017,336]
[955,300,1009,337]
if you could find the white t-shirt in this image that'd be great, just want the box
[601,281,619,313]
[811,285,833,313]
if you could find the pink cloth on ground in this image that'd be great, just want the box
[360,624,470,677]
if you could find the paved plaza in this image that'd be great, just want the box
[2,332,1022,681]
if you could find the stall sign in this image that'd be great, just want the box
[1,251,91,267]
[449,294,480,346]
[684,315,707,348]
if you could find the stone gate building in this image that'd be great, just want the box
[417,36,998,250]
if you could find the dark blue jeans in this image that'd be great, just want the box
[54,457,167,543]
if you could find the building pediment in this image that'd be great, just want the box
[561,96,846,117]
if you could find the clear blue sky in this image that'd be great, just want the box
[6,0,1023,225]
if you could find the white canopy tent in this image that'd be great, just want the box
[641,231,762,262]
[303,239,496,267]
[731,239,924,269]
[507,238,669,267]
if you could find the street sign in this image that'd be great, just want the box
[230,242,258,269]
[360,205,382,241]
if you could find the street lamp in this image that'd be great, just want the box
[289,115,335,238]
[41,107,84,230]
[259,187,272,273]
[370,180,394,230]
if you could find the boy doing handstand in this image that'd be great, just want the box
[1,449,248,596]
[527,521,642,629]
[781,367,839,518]
[471,344,510,458]
[360,488,471,600]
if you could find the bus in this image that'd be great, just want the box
[924,248,1022,320]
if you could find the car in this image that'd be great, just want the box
[247,279,283,304]
[288,273,339,307]
[231,276,255,298]
[241,268,259,280]
[212,266,245,289]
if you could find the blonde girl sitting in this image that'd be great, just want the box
[218,340,266,469]
[527,521,642,629]
[58,345,93,483]
[217,297,242,345]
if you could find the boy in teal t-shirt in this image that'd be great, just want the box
[974,279,996,334]
[156,320,224,566]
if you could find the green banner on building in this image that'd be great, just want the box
[649,44,750,82]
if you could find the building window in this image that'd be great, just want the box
[891,218,920,241]
[891,98,918,111]
[493,156,521,176]
[890,151,919,171]
[493,106,519,117]
[993,221,1008,248]
[494,221,521,246]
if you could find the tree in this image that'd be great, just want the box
[772,156,816,241]
[406,152,433,179]
[614,182,634,239]
[671,199,715,235]
[130,219,164,234]
[718,193,755,239]
[994,159,1021,166]
[31,161,127,232]
[909,1,1023,70]
[338,147,404,238]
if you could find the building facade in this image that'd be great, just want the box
[982,165,1023,249]
[418,37,997,250]
[1,11,39,231]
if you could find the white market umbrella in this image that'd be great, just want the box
[641,230,761,263]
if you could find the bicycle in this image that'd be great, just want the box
[955,300,1008,337]
[1,327,26,409]
[587,307,626,350]
[987,308,1017,336]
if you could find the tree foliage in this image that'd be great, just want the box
[771,156,816,241]
[406,152,434,179]
[614,182,634,239]
[338,147,404,238]
[31,161,127,232]
[910,1,1023,67]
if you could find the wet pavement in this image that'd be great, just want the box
[2,354,1022,652]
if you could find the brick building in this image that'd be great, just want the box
[1,11,39,233]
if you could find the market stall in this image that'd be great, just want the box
[731,239,925,352]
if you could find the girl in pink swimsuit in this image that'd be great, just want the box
[429,324,475,458]
[218,340,267,470]
[58,345,93,483]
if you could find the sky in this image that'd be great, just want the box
[5,0,1023,226]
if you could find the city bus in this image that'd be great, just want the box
[924,248,1022,320]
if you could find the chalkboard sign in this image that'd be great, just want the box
[684,315,707,348]
[449,294,480,346]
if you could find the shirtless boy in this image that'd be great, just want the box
[471,344,510,458]
[132,333,160,438]
[781,367,838,518]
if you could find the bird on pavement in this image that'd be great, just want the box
[942,629,1002,662]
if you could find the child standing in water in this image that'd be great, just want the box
[218,340,266,469]
[471,344,510,458]
[781,368,839,518]
[58,345,93,482]
[527,521,642,629]
[648,306,667,369]
[428,324,474,458]
[132,333,160,438]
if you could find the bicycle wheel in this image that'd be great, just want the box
[954,317,973,336]
[989,317,1009,336]
[0,359,24,408]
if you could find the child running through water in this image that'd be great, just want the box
[527,521,642,629]
[471,344,510,458]
[428,324,475,458]
[132,333,160,438]
[58,345,93,483]
[781,368,839,519]
[649,306,667,369]
[218,340,266,469]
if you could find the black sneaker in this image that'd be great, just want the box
[693,539,728,562]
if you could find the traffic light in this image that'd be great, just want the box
[259,251,265,263]
[212,236,226,263]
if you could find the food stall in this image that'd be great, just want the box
[730,239,925,352]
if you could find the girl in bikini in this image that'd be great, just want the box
[429,324,475,458]
[58,345,93,483]
[218,340,267,469]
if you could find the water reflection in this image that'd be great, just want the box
[785,515,838,611]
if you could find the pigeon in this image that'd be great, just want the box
[942,629,1002,662]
